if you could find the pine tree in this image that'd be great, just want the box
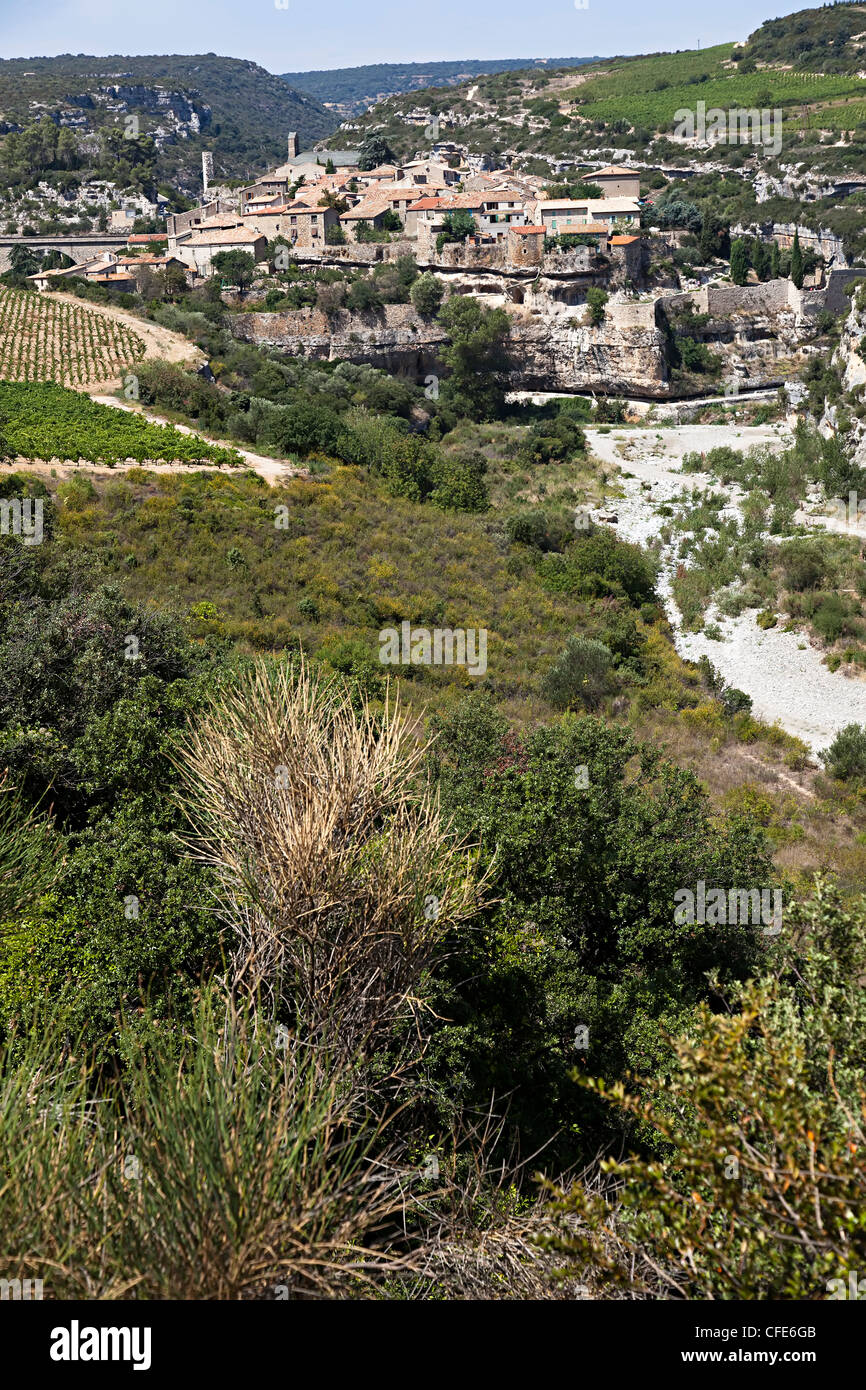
[790,230,804,289]
[730,238,749,286]
[770,240,780,279]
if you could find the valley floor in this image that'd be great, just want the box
[586,423,866,752]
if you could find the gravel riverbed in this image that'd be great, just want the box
[585,424,866,753]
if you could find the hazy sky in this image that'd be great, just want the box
[0,0,807,72]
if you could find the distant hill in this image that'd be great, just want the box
[280,57,600,117]
[0,54,332,187]
[343,31,866,175]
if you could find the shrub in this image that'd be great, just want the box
[552,528,657,606]
[585,286,608,326]
[549,883,866,1298]
[541,636,615,709]
[507,509,571,552]
[175,659,480,1052]
[821,723,866,781]
[813,594,846,643]
[410,272,444,318]
[316,281,346,316]
[780,540,825,591]
[518,415,586,465]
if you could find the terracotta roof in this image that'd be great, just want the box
[185,227,264,246]
[340,191,401,220]
[511,225,545,234]
[544,221,610,235]
[127,233,167,244]
[118,254,184,265]
[610,235,640,245]
[594,165,638,177]
[408,193,482,212]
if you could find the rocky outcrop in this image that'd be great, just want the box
[229,301,672,397]
[509,310,669,396]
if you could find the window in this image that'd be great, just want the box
[290,216,297,225]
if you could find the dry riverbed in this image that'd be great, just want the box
[585,423,866,753]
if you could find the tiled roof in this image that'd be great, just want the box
[511,225,546,234]
[340,190,401,220]
[185,226,264,246]
[610,234,640,245]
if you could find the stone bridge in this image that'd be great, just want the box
[0,234,129,273]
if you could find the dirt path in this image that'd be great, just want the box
[88,395,302,484]
[585,423,866,753]
[47,292,204,389]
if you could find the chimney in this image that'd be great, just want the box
[287,132,299,160]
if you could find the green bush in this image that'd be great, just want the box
[541,636,615,709]
[410,272,445,317]
[821,723,866,781]
[813,594,847,643]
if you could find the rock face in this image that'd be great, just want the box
[229,302,673,397]
[230,304,448,381]
[508,310,669,396]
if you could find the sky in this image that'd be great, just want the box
[0,0,812,72]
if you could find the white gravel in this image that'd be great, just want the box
[585,424,866,753]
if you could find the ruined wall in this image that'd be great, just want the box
[607,300,658,330]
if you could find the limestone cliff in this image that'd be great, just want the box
[229,301,672,398]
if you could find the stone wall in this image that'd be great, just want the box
[607,299,658,330]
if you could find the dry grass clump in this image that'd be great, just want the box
[175,658,482,1057]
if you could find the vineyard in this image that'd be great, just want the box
[0,381,242,466]
[0,286,146,386]
[564,45,866,133]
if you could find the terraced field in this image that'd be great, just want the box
[0,286,146,386]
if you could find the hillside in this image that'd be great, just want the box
[281,56,599,118]
[344,34,866,174]
[742,0,866,72]
[0,54,332,187]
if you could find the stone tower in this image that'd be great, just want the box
[202,151,214,195]
[287,132,299,160]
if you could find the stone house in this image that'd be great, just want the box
[175,225,266,276]
[116,254,191,288]
[28,252,119,291]
[507,225,545,266]
[339,189,409,240]
[406,193,485,248]
[243,201,339,248]
[591,165,642,199]
[533,197,640,233]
